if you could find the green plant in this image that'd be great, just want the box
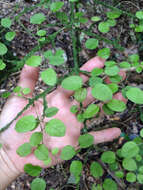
[1,0,143,189]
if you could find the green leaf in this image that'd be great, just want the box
[126,172,136,182]
[91,16,101,22]
[60,145,76,160]
[45,107,59,117]
[44,49,65,66]
[136,66,142,73]
[34,144,49,161]
[115,171,124,178]
[98,22,110,33]
[1,17,12,28]
[126,87,143,104]
[103,179,117,190]
[101,151,116,164]
[37,30,46,37]
[30,13,46,24]
[15,115,37,133]
[74,88,87,102]
[107,83,118,93]
[97,48,110,59]
[106,11,121,19]
[70,161,83,176]
[70,105,78,113]
[85,38,99,50]
[89,76,103,87]
[51,147,59,155]
[24,164,42,177]
[136,11,143,19]
[0,59,6,70]
[13,86,22,93]
[1,91,11,98]
[61,76,82,91]
[17,143,32,157]
[122,158,137,171]
[102,104,114,115]
[31,178,46,190]
[121,141,139,158]
[91,68,103,76]
[78,134,94,148]
[50,2,64,12]
[0,143,2,149]
[129,54,139,63]
[83,104,99,119]
[91,83,113,101]
[109,75,122,83]
[22,87,31,95]
[105,66,120,76]
[106,19,116,27]
[45,119,66,137]
[41,68,57,86]
[26,56,42,67]
[120,61,131,68]
[5,31,16,41]
[140,129,143,137]
[104,61,116,67]
[107,99,126,112]
[136,154,142,162]
[137,174,143,184]
[30,132,43,147]
[0,42,7,55]
[90,161,103,178]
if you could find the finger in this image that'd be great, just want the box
[58,56,105,97]
[89,127,121,144]
[17,65,39,97]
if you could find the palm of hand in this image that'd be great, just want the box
[0,57,121,172]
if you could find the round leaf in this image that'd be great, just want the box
[34,144,49,161]
[45,119,66,137]
[98,22,110,33]
[16,143,31,157]
[103,179,117,190]
[105,65,120,76]
[31,178,46,190]
[83,104,99,119]
[136,11,143,20]
[5,31,16,41]
[61,76,83,91]
[107,99,126,112]
[126,87,143,104]
[30,132,43,147]
[74,88,87,102]
[97,48,110,59]
[60,145,76,160]
[137,174,143,184]
[0,42,7,55]
[107,83,118,93]
[41,68,57,86]
[106,11,121,19]
[1,17,12,28]
[37,30,46,37]
[122,158,137,171]
[70,161,83,176]
[0,59,6,70]
[126,172,136,182]
[45,107,59,117]
[30,13,46,24]
[90,161,103,178]
[101,151,116,164]
[85,38,99,50]
[24,164,42,177]
[26,55,42,67]
[15,115,36,133]
[91,83,113,101]
[121,141,139,158]
[50,2,64,12]
[78,134,94,148]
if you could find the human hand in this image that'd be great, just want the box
[0,56,124,177]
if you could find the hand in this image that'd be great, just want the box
[0,56,123,175]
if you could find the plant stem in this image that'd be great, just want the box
[70,3,79,75]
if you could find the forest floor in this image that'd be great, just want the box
[1,0,143,189]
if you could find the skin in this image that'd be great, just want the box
[0,56,125,175]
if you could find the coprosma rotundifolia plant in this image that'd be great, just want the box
[1,0,143,189]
